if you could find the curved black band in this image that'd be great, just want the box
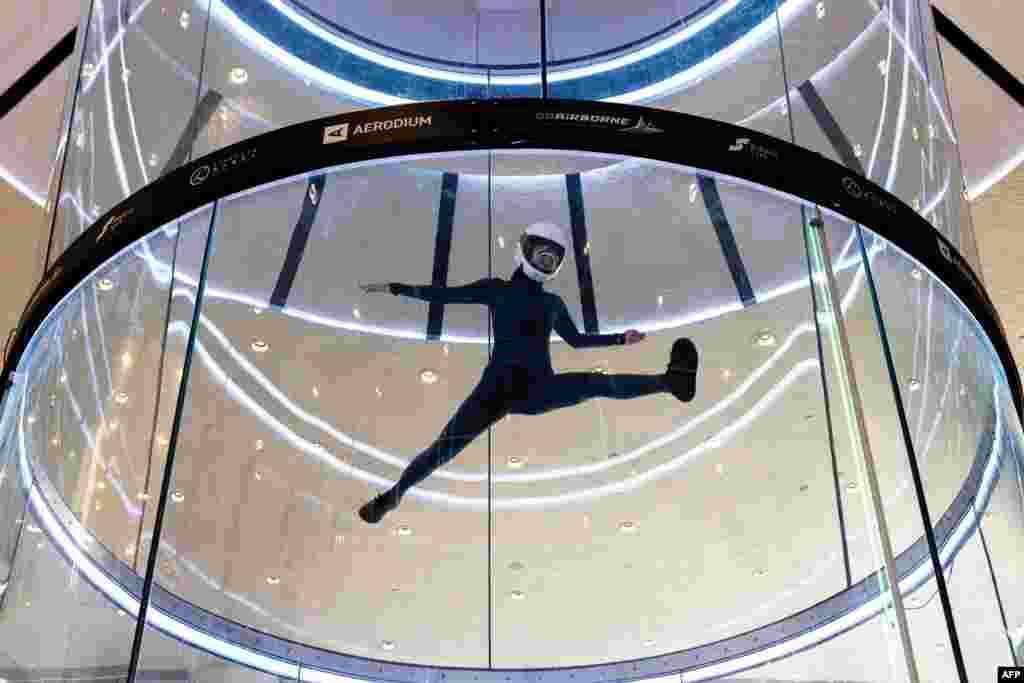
[2,98,1019,682]
[7,98,1019,419]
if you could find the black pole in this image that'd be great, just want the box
[539,0,549,98]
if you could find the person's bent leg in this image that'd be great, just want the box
[359,371,507,523]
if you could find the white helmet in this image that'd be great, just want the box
[515,222,569,283]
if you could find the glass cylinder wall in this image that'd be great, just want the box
[2,2,1020,683]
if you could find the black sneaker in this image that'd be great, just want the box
[665,338,699,402]
[358,488,399,524]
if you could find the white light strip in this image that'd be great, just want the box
[261,0,743,86]
[967,143,1024,201]
[0,165,46,207]
[213,0,815,106]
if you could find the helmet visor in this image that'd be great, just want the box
[521,235,566,275]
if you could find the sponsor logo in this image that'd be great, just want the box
[729,136,778,160]
[323,115,432,144]
[323,122,349,144]
[937,238,952,262]
[620,116,663,134]
[842,177,863,198]
[189,148,257,187]
[96,207,135,242]
[729,137,750,152]
[536,112,633,126]
[841,176,899,214]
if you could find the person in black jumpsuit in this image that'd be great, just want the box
[358,223,698,523]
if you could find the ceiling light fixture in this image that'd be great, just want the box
[157,435,169,446]
[419,369,439,384]
[98,278,114,291]
[618,520,638,533]
[114,392,129,405]
[266,576,280,585]
[396,525,412,537]
[507,456,525,469]
[229,67,249,84]
[179,10,190,29]
[171,491,185,503]
[816,2,825,19]
[122,352,133,367]
[509,590,526,600]
[908,378,922,392]
[251,340,269,353]
[753,568,768,577]
[753,331,776,347]
[381,640,396,651]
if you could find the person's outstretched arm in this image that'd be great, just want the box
[554,298,645,348]
[361,278,501,304]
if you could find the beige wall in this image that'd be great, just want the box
[0,179,45,353]
[971,165,1024,372]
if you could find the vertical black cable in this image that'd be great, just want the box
[126,3,216,679]
[853,225,968,683]
[125,202,219,683]
[486,150,493,669]
[977,505,1019,665]
[539,0,549,98]
[42,0,98,274]
[776,1,850,587]
[802,209,853,588]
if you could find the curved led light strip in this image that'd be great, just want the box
[13,355,1004,682]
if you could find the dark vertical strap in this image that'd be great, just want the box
[797,81,865,175]
[539,0,549,98]
[0,29,77,121]
[565,173,599,333]
[697,175,755,306]
[270,175,326,308]
[160,90,224,176]
[933,7,1024,110]
[426,173,459,340]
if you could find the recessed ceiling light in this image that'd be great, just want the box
[508,561,525,572]
[312,386,320,398]
[95,502,103,511]
[171,491,185,503]
[910,269,922,280]
[507,455,525,469]
[912,127,919,142]
[179,10,190,29]
[591,365,607,374]
[708,438,723,450]
[98,278,114,291]
[157,434,169,446]
[118,609,127,617]
[853,143,863,158]
[816,1,825,19]
[229,67,248,85]
[509,590,526,600]
[878,59,888,75]
[497,236,506,249]
[50,436,60,447]
[396,525,413,537]
[753,331,776,347]
[254,439,264,451]
[753,568,768,577]
[266,575,280,585]
[82,63,95,78]
[26,415,36,425]
[252,306,265,315]
[109,421,118,431]
[618,520,638,534]
[59,372,67,384]
[642,639,657,648]
[148,154,158,167]
[26,524,41,534]
[114,392,129,405]
[442,344,450,356]
[799,484,809,492]
[657,295,664,306]
[122,352,133,367]
[254,470,263,481]
[251,340,269,353]
[419,369,439,384]
[689,183,698,203]
[353,308,361,319]
[908,378,921,392]
[846,481,858,491]
[381,640,396,651]
[375,386,383,398]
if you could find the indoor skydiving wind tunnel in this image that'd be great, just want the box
[2,1,1024,683]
